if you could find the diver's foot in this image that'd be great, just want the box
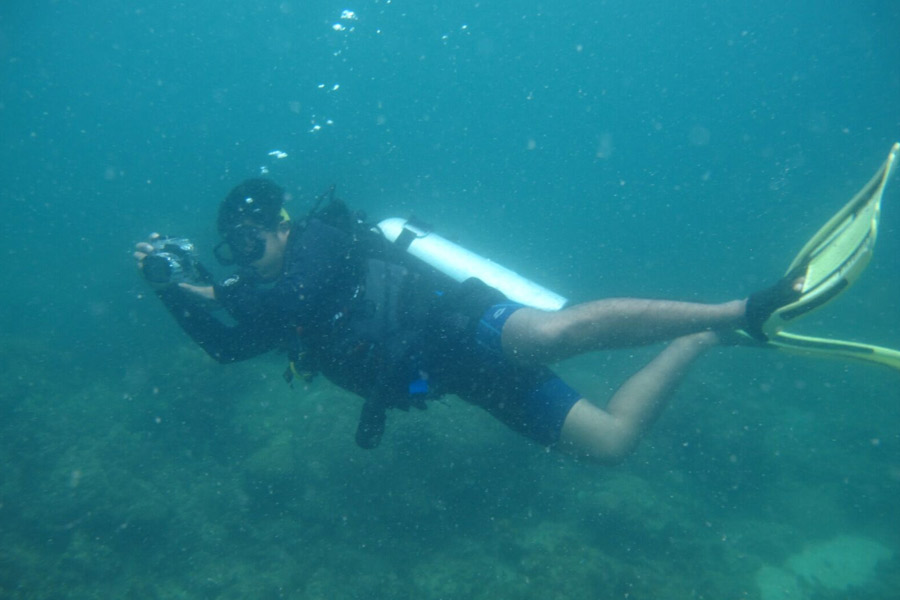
[744,268,806,341]
[714,328,761,347]
[671,330,721,350]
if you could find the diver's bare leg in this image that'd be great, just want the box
[556,331,717,464]
[501,298,744,364]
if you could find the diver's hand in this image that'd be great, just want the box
[134,234,215,300]
[178,283,215,301]
[133,232,161,264]
[134,233,167,289]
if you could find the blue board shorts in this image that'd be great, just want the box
[456,301,582,446]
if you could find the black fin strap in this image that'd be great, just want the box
[744,266,806,341]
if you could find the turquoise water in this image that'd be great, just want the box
[1,1,899,597]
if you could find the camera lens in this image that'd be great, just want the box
[143,254,174,284]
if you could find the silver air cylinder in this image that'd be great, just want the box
[377,217,568,311]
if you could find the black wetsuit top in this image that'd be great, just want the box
[157,218,503,446]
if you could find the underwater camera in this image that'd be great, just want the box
[142,237,205,286]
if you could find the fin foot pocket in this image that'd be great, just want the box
[744,266,806,341]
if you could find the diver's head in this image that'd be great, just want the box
[217,178,287,233]
[215,178,292,280]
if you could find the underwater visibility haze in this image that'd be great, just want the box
[1,0,899,598]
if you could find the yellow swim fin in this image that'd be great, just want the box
[762,142,898,336]
[740,142,900,372]
[764,331,900,372]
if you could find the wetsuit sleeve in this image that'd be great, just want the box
[158,220,357,364]
[156,285,279,363]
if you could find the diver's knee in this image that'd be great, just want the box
[588,434,638,466]
[560,422,639,466]
[562,441,632,466]
[598,437,638,466]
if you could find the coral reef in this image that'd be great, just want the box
[1,337,898,599]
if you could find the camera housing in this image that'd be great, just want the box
[142,237,205,285]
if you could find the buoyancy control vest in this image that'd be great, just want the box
[286,191,570,449]
[281,195,457,448]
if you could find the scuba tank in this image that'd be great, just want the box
[376,217,568,311]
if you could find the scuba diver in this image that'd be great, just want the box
[134,149,898,461]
